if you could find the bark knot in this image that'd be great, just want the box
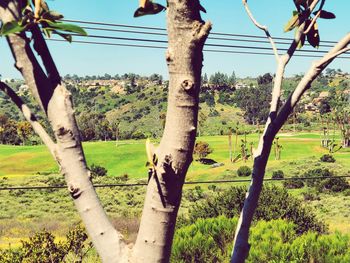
[68,184,81,199]
[181,80,194,91]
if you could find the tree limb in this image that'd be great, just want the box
[242,0,279,62]
[231,6,350,263]
[0,2,128,261]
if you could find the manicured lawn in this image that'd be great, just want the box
[0,133,348,181]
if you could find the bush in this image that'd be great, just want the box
[187,185,325,234]
[193,141,213,160]
[304,168,333,188]
[0,226,91,263]
[303,168,349,193]
[237,166,252,177]
[283,176,304,189]
[172,216,237,263]
[90,164,107,177]
[317,177,349,193]
[272,170,284,179]
[320,154,336,163]
[172,217,350,263]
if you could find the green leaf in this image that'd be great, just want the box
[42,10,64,21]
[42,27,52,38]
[0,21,26,36]
[315,10,336,19]
[307,22,320,48]
[55,31,73,43]
[134,3,166,18]
[284,13,301,32]
[44,21,87,36]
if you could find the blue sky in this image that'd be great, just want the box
[0,0,349,79]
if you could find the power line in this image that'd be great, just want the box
[66,33,340,55]
[1,175,349,191]
[46,38,350,59]
[63,18,341,45]
[78,25,336,49]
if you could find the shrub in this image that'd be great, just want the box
[184,186,205,202]
[172,217,350,263]
[272,170,284,179]
[0,226,91,263]
[193,141,213,160]
[237,166,252,177]
[317,177,349,193]
[90,164,107,177]
[283,176,304,189]
[187,185,325,234]
[303,168,349,193]
[171,216,237,263]
[304,168,333,187]
[320,154,336,163]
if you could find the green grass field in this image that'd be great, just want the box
[0,132,348,181]
[0,132,349,248]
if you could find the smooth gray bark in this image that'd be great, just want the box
[0,2,127,262]
[132,1,211,262]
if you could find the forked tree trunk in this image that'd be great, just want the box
[0,2,127,262]
[132,1,211,262]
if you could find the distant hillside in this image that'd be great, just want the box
[0,69,348,144]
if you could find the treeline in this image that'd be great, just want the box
[0,114,36,145]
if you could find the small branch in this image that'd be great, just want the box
[0,81,57,158]
[304,10,320,34]
[242,0,279,62]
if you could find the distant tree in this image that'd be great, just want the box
[233,82,272,125]
[257,73,273,85]
[228,70,237,87]
[209,72,229,88]
[193,141,213,160]
[17,121,33,145]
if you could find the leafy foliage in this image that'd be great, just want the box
[172,217,350,263]
[0,0,86,41]
[285,0,336,48]
[0,226,91,263]
[186,185,326,234]
[283,176,305,189]
[320,154,336,163]
[237,165,252,177]
[193,141,213,160]
[134,0,166,17]
[90,164,108,177]
[272,170,285,179]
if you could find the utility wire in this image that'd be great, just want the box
[62,19,341,44]
[79,25,336,49]
[65,33,341,55]
[1,175,349,191]
[46,38,350,59]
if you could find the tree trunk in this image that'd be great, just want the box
[132,1,211,262]
[0,2,127,261]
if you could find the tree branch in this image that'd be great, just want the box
[231,9,350,263]
[0,81,57,158]
[242,0,279,62]
[0,2,128,261]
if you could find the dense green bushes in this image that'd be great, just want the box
[272,170,284,179]
[172,216,236,263]
[304,168,349,193]
[186,185,326,234]
[172,217,350,263]
[320,154,336,163]
[237,166,252,177]
[0,226,92,263]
